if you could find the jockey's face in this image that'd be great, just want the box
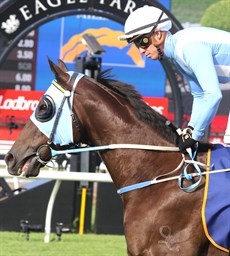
[136,30,165,60]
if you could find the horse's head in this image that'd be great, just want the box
[5,57,179,179]
[5,58,84,177]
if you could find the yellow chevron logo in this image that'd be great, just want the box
[60,27,144,67]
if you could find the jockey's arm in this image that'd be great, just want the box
[182,43,222,141]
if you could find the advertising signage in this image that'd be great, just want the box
[0,0,149,42]
[0,89,168,142]
[35,14,167,97]
[0,89,43,142]
[0,90,42,118]
[0,0,173,144]
[0,0,170,98]
[0,30,37,90]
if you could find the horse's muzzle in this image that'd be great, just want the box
[5,151,43,177]
[4,152,17,175]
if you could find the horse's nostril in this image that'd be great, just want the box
[4,152,15,167]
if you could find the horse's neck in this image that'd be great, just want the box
[75,80,181,189]
[77,80,174,146]
[82,106,180,189]
[79,97,171,147]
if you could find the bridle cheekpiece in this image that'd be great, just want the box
[30,71,84,164]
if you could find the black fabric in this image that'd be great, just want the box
[178,136,197,154]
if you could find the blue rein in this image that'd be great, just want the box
[32,72,204,195]
[118,148,203,194]
[51,144,204,194]
[178,147,203,192]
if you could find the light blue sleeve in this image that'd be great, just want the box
[182,42,222,141]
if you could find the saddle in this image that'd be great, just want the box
[202,144,230,253]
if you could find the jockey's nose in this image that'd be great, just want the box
[139,48,146,54]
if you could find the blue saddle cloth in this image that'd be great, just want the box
[202,144,230,252]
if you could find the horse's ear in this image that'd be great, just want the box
[58,59,68,72]
[47,57,69,83]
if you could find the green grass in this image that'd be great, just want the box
[171,0,220,23]
[0,232,127,256]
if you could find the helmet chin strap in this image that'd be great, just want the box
[156,45,164,60]
[152,30,164,61]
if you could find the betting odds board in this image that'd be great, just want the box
[0,30,37,91]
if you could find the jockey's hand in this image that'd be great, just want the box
[178,137,197,154]
[178,126,197,154]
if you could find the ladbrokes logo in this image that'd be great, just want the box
[0,95,38,111]
[0,90,43,118]
[61,27,145,67]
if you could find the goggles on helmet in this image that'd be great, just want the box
[132,28,155,49]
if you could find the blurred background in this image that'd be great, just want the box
[0,0,229,249]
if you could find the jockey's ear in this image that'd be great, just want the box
[152,30,166,46]
[47,57,69,85]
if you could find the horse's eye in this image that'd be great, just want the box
[39,102,48,111]
[35,95,55,122]
[37,101,48,114]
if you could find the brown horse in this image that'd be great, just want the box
[5,59,228,256]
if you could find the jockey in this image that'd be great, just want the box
[118,5,230,153]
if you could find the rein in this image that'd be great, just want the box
[48,142,228,194]
[50,143,180,156]
[47,142,229,194]
[117,166,230,194]
[32,72,229,195]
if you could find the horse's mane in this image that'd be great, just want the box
[97,70,178,145]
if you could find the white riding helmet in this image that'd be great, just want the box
[118,5,172,41]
